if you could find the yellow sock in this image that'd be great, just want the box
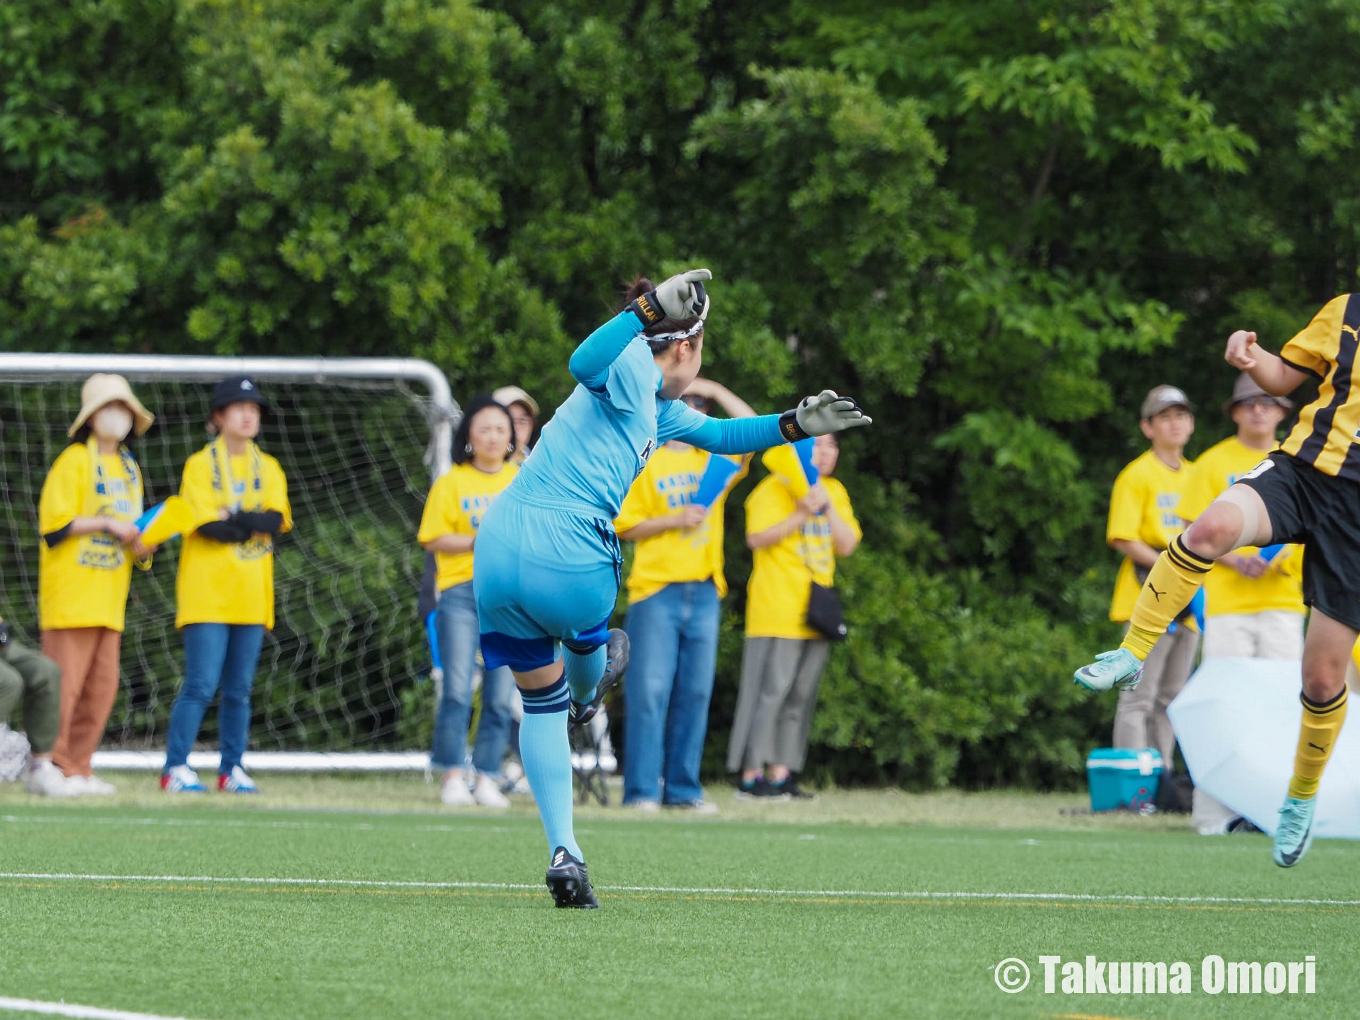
[1288,686,1349,800]
[1119,535,1213,659]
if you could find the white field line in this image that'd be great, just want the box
[0,997,207,1020]
[2,870,1360,907]
[0,814,510,835]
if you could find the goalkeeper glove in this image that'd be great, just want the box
[778,390,872,442]
[629,269,711,325]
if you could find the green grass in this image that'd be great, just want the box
[1,776,1357,1020]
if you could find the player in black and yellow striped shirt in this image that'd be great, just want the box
[1074,294,1360,870]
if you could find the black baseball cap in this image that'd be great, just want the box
[210,376,268,413]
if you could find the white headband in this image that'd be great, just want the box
[644,320,704,343]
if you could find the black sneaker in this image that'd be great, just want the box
[734,777,790,801]
[569,629,630,728]
[545,846,599,909]
[769,777,818,801]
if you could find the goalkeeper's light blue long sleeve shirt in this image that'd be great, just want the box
[510,310,786,520]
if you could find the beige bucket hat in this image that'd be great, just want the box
[492,385,539,417]
[68,373,154,438]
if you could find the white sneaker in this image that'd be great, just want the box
[440,772,475,807]
[472,774,510,808]
[218,766,259,794]
[0,723,31,783]
[24,760,74,797]
[627,799,661,813]
[161,764,207,793]
[63,775,91,796]
[83,774,117,796]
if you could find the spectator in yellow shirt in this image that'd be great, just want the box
[162,378,292,795]
[493,386,540,465]
[1180,372,1302,834]
[614,378,755,812]
[1183,374,1304,658]
[727,433,860,799]
[1106,385,1199,770]
[38,373,155,796]
[418,395,520,808]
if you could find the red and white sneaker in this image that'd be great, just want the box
[218,766,259,793]
[161,765,206,793]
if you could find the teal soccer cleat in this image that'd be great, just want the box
[1272,796,1316,868]
[1073,648,1144,693]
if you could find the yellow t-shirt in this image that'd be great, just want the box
[37,443,144,632]
[175,445,292,629]
[744,474,860,640]
[1179,436,1305,618]
[417,461,519,592]
[614,446,750,605]
[1106,449,1197,623]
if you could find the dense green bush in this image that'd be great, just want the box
[4,0,1358,786]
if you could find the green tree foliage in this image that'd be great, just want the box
[3,0,1356,786]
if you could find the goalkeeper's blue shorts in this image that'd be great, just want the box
[473,492,622,673]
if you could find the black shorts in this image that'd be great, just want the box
[1237,451,1360,630]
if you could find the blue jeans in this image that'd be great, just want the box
[623,580,720,804]
[432,583,515,774]
[164,623,266,774]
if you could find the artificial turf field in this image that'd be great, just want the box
[0,778,1357,1020]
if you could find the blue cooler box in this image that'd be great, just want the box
[1085,748,1164,812]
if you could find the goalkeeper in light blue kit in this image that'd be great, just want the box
[473,268,871,907]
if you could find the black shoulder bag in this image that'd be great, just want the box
[799,525,847,641]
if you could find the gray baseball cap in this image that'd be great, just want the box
[1225,372,1291,415]
[1140,384,1193,420]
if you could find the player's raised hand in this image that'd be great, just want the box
[654,269,711,321]
[792,390,872,437]
[1225,330,1260,370]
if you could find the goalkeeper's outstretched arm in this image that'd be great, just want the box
[661,390,873,455]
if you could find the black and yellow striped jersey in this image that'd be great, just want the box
[1280,293,1360,479]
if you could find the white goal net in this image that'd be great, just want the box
[0,353,458,771]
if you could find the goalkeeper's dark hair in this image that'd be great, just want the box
[622,276,703,354]
[452,393,516,466]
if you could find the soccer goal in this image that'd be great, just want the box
[0,352,459,772]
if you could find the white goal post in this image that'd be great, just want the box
[0,352,460,773]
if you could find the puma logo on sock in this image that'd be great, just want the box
[1308,742,1327,753]
[1148,584,1165,602]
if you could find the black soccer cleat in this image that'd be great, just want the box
[568,628,630,728]
[546,846,599,909]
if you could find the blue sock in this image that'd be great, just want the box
[518,675,581,859]
[562,644,606,705]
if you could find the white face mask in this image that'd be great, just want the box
[91,405,134,442]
